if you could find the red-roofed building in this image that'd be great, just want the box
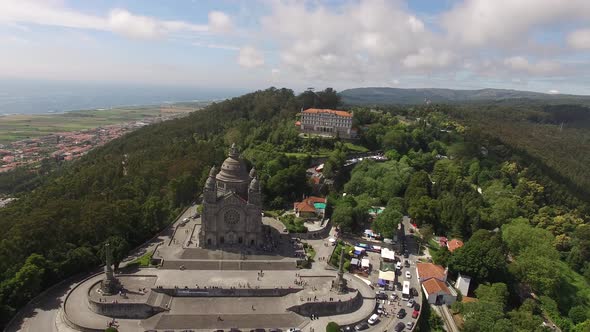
[300,108,355,138]
[447,239,464,252]
[416,263,447,283]
[294,196,327,219]
[422,278,457,305]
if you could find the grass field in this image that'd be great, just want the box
[0,105,199,145]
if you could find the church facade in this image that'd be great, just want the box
[198,144,264,247]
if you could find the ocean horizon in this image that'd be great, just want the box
[0,80,245,116]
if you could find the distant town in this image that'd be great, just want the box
[0,107,195,172]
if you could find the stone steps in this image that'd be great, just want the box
[160,260,297,271]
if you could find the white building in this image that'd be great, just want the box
[455,273,472,296]
[299,108,355,138]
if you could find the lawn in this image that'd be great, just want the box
[279,214,308,233]
[130,251,154,267]
[344,142,369,152]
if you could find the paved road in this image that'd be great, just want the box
[5,204,197,332]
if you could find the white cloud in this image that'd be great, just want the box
[193,42,239,51]
[441,0,590,46]
[0,0,218,39]
[261,0,446,81]
[238,46,264,68]
[503,56,561,75]
[208,11,232,33]
[548,89,559,94]
[567,29,590,49]
[402,48,454,69]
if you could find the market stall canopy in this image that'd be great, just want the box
[379,270,396,281]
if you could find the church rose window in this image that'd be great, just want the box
[224,209,240,225]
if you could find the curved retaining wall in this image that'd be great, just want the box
[287,291,363,316]
[291,221,332,239]
[86,280,165,319]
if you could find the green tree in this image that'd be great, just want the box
[474,283,509,309]
[373,205,403,239]
[568,305,588,324]
[449,230,507,282]
[326,321,340,332]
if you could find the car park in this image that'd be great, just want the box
[354,322,369,331]
[397,308,407,318]
[394,322,405,332]
[367,313,380,325]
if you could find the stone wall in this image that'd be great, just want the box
[87,299,165,319]
[157,287,302,297]
[287,291,363,317]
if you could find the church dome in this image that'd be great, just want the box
[216,143,249,183]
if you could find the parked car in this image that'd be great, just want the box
[404,260,410,268]
[341,326,353,332]
[412,309,420,318]
[407,299,415,307]
[394,322,405,332]
[406,321,415,329]
[413,303,421,311]
[367,313,380,325]
[405,271,412,279]
[288,329,301,332]
[410,287,419,297]
[397,308,407,319]
[404,251,409,258]
[354,322,369,331]
[376,291,388,300]
[396,261,402,270]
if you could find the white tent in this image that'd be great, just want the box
[378,270,396,281]
[381,248,395,261]
[361,258,370,268]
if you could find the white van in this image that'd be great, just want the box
[367,313,380,325]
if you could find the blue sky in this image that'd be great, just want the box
[0,0,589,94]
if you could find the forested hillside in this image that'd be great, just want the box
[0,87,342,326]
[1,87,589,331]
[325,107,590,331]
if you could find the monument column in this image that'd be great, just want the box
[334,246,348,294]
[101,242,119,295]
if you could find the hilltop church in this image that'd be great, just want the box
[198,143,264,247]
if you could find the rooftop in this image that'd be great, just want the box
[422,278,451,295]
[447,239,464,252]
[416,262,446,281]
[302,108,352,118]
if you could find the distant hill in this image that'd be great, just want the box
[340,87,590,105]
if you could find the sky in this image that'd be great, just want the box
[0,0,589,94]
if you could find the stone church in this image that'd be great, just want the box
[198,143,264,247]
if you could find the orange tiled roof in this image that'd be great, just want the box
[423,278,451,295]
[302,108,352,118]
[417,263,446,281]
[447,239,464,252]
[295,121,301,126]
[294,196,326,213]
[294,201,315,213]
